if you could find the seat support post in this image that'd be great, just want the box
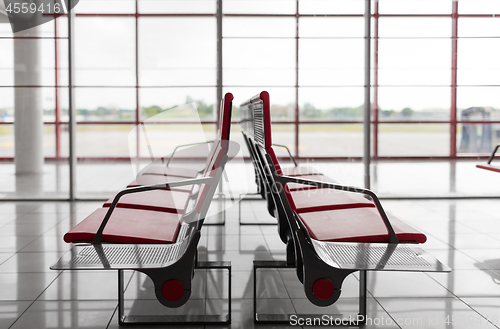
[117,262,231,325]
[358,270,367,324]
[253,261,367,326]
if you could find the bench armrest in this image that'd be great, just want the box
[272,144,297,167]
[487,144,500,164]
[92,177,214,244]
[164,140,214,167]
[276,175,399,244]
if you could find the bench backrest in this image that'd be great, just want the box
[240,92,299,240]
[193,93,234,217]
[240,92,301,212]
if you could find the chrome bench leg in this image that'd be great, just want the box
[118,261,231,325]
[253,261,367,326]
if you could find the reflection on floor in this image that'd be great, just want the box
[0,198,500,328]
[1,159,500,199]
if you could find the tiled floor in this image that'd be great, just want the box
[0,197,499,329]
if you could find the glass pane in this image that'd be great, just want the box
[459,17,500,38]
[76,18,135,86]
[0,124,14,157]
[300,124,363,157]
[457,39,500,86]
[230,123,248,156]
[379,17,451,38]
[0,16,56,38]
[378,39,451,86]
[378,123,450,156]
[75,88,136,122]
[140,87,216,121]
[139,0,216,13]
[299,39,364,86]
[226,87,295,121]
[43,125,56,158]
[56,16,69,39]
[223,17,295,38]
[459,0,500,14]
[0,88,14,120]
[139,18,216,86]
[42,88,57,122]
[457,123,500,154]
[137,123,216,158]
[224,0,296,14]
[373,162,450,196]
[74,124,135,157]
[0,39,13,86]
[223,39,295,86]
[299,87,364,121]
[299,0,364,15]
[75,0,136,14]
[378,87,450,121]
[457,87,500,116]
[272,124,295,156]
[299,17,364,38]
[0,39,56,86]
[378,0,452,14]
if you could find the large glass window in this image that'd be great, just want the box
[2,0,500,200]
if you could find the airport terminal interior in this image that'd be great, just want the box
[1,0,500,328]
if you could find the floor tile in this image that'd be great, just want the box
[376,297,498,329]
[0,301,32,329]
[428,269,500,298]
[0,252,61,273]
[10,300,117,329]
[366,271,454,298]
[0,272,60,301]
[39,271,132,301]
[461,297,500,328]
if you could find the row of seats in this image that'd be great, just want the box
[477,144,500,173]
[241,91,426,246]
[240,92,448,323]
[54,91,450,325]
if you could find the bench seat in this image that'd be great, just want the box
[103,190,191,214]
[64,208,182,244]
[281,166,322,176]
[298,207,426,244]
[142,166,200,178]
[128,175,194,193]
[476,164,500,173]
[285,174,337,192]
[289,188,375,213]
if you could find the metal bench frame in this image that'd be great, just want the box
[52,93,235,325]
[241,91,450,324]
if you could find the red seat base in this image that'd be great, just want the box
[477,164,500,173]
[64,208,182,244]
[290,189,375,214]
[298,207,426,244]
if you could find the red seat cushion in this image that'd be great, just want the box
[298,207,426,244]
[285,175,337,192]
[103,190,191,214]
[128,175,194,193]
[64,208,182,244]
[142,166,200,178]
[477,164,500,173]
[289,189,375,213]
[281,166,322,176]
